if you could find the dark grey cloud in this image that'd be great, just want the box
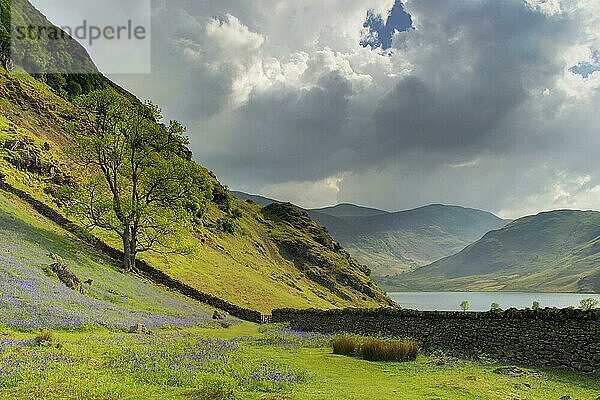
[31,0,600,216]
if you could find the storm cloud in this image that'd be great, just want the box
[32,0,600,217]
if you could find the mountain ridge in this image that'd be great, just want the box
[232,191,510,288]
[398,209,600,293]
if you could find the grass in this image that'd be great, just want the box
[0,324,598,400]
[360,338,418,362]
[332,336,358,356]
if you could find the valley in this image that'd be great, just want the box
[1,1,600,399]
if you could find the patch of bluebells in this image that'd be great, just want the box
[0,210,219,330]
[258,324,332,349]
[0,340,72,387]
[247,361,312,385]
[109,335,238,383]
[103,333,313,391]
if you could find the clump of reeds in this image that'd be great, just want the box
[332,335,418,362]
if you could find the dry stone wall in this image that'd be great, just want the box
[272,307,600,373]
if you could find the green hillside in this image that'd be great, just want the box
[399,210,600,293]
[0,1,389,313]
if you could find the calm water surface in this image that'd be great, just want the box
[389,292,600,311]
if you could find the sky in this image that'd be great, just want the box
[31,0,600,219]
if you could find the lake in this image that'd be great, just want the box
[388,292,600,311]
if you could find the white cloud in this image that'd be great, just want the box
[95,0,600,217]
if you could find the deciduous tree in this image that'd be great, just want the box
[68,89,212,270]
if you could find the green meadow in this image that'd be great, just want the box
[1,323,599,400]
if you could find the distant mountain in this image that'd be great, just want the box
[311,204,389,218]
[232,192,509,287]
[307,204,509,285]
[398,210,600,293]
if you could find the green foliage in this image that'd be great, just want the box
[218,217,237,235]
[66,80,82,100]
[579,298,599,311]
[212,182,232,212]
[490,303,501,312]
[532,301,541,310]
[460,301,470,312]
[0,0,10,69]
[230,207,243,220]
[67,89,212,269]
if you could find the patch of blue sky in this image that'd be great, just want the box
[361,1,413,50]
[570,49,600,78]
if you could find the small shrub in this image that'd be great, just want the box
[532,301,541,310]
[580,298,599,311]
[387,340,419,362]
[490,303,501,312]
[218,218,237,234]
[231,207,243,220]
[460,301,470,312]
[332,336,358,356]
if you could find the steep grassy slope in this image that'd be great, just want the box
[0,61,387,312]
[0,189,220,330]
[399,210,600,293]
[0,0,129,98]
[262,203,387,304]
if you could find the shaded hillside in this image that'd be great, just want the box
[262,203,390,305]
[0,2,389,313]
[399,210,600,293]
[0,0,133,99]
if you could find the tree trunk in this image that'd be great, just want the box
[129,231,137,271]
[122,225,132,271]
